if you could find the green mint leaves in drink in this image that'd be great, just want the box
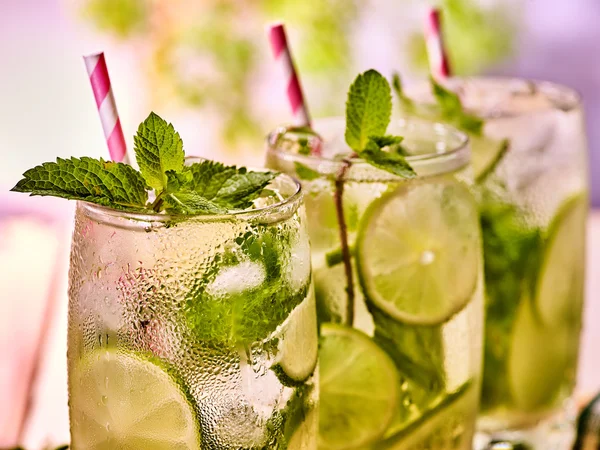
[392,72,415,113]
[392,72,509,182]
[345,69,416,178]
[429,76,484,136]
[11,112,277,214]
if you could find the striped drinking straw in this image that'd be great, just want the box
[424,7,452,79]
[83,52,130,164]
[268,23,312,128]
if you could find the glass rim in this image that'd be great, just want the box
[411,76,582,118]
[266,117,470,178]
[77,171,303,225]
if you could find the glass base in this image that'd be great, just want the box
[475,404,577,450]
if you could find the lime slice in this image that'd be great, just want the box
[356,179,480,326]
[508,299,572,412]
[70,350,201,449]
[472,136,509,183]
[319,324,399,450]
[534,194,587,328]
[375,382,477,450]
[274,289,319,385]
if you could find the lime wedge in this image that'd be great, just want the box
[319,324,399,450]
[472,136,509,183]
[274,289,319,385]
[374,382,477,450]
[508,299,573,412]
[70,350,201,449]
[356,179,480,326]
[534,194,587,328]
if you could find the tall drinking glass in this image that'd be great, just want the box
[67,172,318,449]
[266,118,484,449]
[410,78,589,448]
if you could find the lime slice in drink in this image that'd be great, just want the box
[356,179,480,326]
[472,136,510,183]
[534,194,587,328]
[70,350,201,449]
[319,323,399,450]
[375,382,477,449]
[508,299,572,412]
[274,289,319,384]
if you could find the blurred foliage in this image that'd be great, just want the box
[408,0,518,75]
[78,0,517,147]
[79,0,362,146]
[262,0,358,75]
[82,0,149,38]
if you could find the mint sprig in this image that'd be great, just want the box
[430,76,484,135]
[392,73,484,136]
[12,112,277,215]
[345,69,393,152]
[344,69,416,178]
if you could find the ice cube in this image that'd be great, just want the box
[284,229,311,292]
[205,261,266,297]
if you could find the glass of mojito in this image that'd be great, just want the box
[12,113,318,449]
[265,70,484,450]
[400,77,589,448]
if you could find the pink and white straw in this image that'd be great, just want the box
[268,23,312,128]
[424,8,452,79]
[83,52,129,163]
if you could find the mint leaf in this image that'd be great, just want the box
[294,162,320,181]
[164,190,226,215]
[165,170,192,193]
[430,77,484,135]
[345,69,392,152]
[184,161,276,210]
[212,170,277,209]
[392,72,415,112]
[361,137,415,178]
[11,157,148,209]
[134,112,185,191]
[368,135,409,156]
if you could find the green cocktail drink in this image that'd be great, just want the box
[266,96,484,449]
[401,77,589,447]
[13,113,318,449]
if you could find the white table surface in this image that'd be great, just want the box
[18,212,600,448]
